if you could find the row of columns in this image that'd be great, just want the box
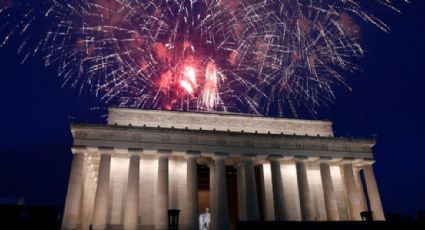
[233,155,383,223]
[62,148,202,230]
[267,156,385,222]
[62,148,385,230]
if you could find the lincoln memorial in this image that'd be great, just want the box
[61,107,385,230]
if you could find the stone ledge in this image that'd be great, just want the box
[107,107,334,137]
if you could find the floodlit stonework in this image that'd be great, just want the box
[107,107,334,137]
[62,107,385,230]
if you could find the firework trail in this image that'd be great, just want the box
[0,0,408,116]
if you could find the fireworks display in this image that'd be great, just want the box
[0,0,408,116]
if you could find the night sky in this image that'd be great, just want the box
[0,1,424,218]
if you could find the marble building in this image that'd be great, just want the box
[61,107,385,230]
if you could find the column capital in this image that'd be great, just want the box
[318,156,332,163]
[157,149,172,157]
[98,146,114,155]
[128,148,143,156]
[267,154,283,161]
[86,147,99,154]
[213,152,228,159]
[294,155,308,161]
[186,150,201,158]
[308,156,320,162]
[71,145,86,155]
[359,158,375,166]
[318,156,342,163]
[294,156,318,162]
[339,157,356,164]
[242,154,257,159]
[268,155,296,162]
[282,156,294,161]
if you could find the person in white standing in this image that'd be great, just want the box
[199,208,211,230]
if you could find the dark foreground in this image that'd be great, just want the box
[237,221,425,230]
[0,205,60,230]
[1,205,424,230]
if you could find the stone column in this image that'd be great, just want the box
[62,147,85,230]
[244,156,260,221]
[186,151,200,230]
[341,159,362,220]
[236,163,247,221]
[156,150,170,230]
[362,161,385,220]
[353,167,368,212]
[295,157,314,221]
[92,147,113,230]
[209,160,216,230]
[269,156,285,221]
[124,150,141,230]
[214,154,229,230]
[319,158,340,221]
[81,156,97,230]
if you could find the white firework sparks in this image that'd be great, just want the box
[0,0,409,116]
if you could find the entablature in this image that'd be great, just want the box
[71,123,375,160]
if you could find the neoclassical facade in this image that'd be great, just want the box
[62,107,385,230]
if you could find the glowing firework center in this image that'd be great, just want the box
[62,108,385,230]
[156,42,221,112]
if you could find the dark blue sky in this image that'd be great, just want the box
[0,1,424,217]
